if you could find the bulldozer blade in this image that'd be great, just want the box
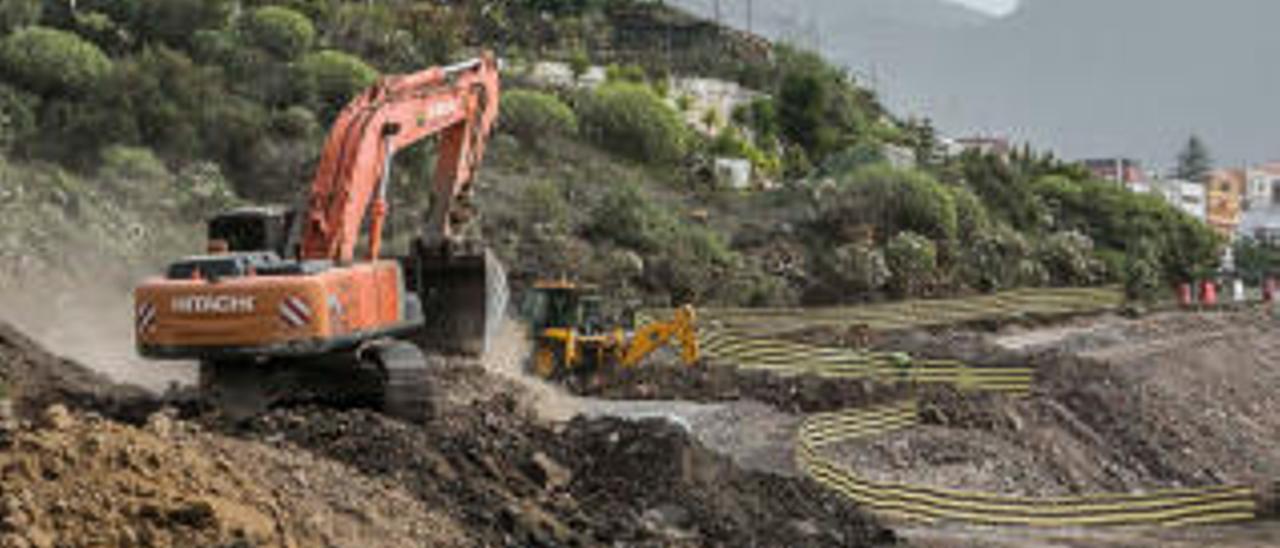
[411,243,508,358]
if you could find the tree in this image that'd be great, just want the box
[885,231,937,297]
[239,6,315,61]
[0,0,41,34]
[291,50,378,122]
[821,164,959,244]
[0,26,112,96]
[577,82,688,165]
[500,89,578,146]
[0,83,37,153]
[1175,134,1212,182]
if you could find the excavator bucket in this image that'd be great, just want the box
[410,243,508,357]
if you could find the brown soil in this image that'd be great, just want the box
[0,319,893,547]
[0,321,161,422]
[236,368,893,547]
[0,407,468,548]
[574,360,913,414]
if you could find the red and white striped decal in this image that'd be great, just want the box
[279,296,313,328]
[136,302,157,334]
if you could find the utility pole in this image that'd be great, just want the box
[747,0,754,35]
[713,0,722,27]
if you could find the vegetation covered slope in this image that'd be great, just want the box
[0,0,1220,310]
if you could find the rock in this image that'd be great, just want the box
[789,518,821,537]
[0,533,30,548]
[24,528,52,548]
[642,503,691,530]
[0,398,13,427]
[145,411,175,439]
[40,405,73,431]
[529,452,571,491]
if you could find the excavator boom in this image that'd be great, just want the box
[303,56,501,263]
[619,306,700,367]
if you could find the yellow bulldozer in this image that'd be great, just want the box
[522,279,699,379]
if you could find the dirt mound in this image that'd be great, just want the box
[0,406,468,548]
[831,311,1280,499]
[0,320,158,421]
[557,416,894,546]
[239,386,893,547]
[575,361,912,414]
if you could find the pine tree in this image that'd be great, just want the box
[1175,135,1212,182]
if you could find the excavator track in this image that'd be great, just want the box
[200,354,386,421]
[370,340,436,424]
[199,359,270,422]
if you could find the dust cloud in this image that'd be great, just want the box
[482,319,582,422]
[0,271,196,393]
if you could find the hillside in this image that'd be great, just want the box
[0,0,1221,321]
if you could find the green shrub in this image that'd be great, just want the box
[948,185,990,240]
[326,3,413,68]
[500,90,578,145]
[249,0,334,23]
[832,242,890,293]
[960,224,1030,293]
[1123,241,1162,303]
[651,223,737,303]
[0,26,112,95]
[710,126,780,178]
[135,0,234,48]
[734,97,779,142]
[0,0,41,34]
[818,143,884,176]
[568,48,589,81]
[240,6,315,60]
[1037,231,1104,286]
[577,82,688,165]
[0,83,37,152]
[1029,173,1223,284]
[292,50,377,121]
[588,180,673,252]
[98,145,173,205]
[885,231,936,297]
[176,161,239,217]
[521,179,570,231]
[605,63,646,84]
[822,164,958,243]
[269,105,320,139]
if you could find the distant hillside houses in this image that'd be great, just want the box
[1239,164,1280,244]
[1081,155,1280,245]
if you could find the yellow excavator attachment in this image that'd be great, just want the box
[523,280,699,379]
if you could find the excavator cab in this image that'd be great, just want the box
[207,207,297,256]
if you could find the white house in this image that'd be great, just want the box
[1244,164,1280,210]
[1238,164,1280,244]
[1152,179,1207,221]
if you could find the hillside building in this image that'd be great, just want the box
[1206,169,1246,240]
[1083,157,1146,187]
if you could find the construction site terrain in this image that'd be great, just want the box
[3,288,1280,547]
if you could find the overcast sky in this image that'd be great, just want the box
[944,0,1019,16]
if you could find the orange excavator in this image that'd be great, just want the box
[134,55,504,421]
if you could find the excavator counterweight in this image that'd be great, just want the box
[134,55,505,421]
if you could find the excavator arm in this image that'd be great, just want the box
[618,305,700,368]
[301,55,501,264]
